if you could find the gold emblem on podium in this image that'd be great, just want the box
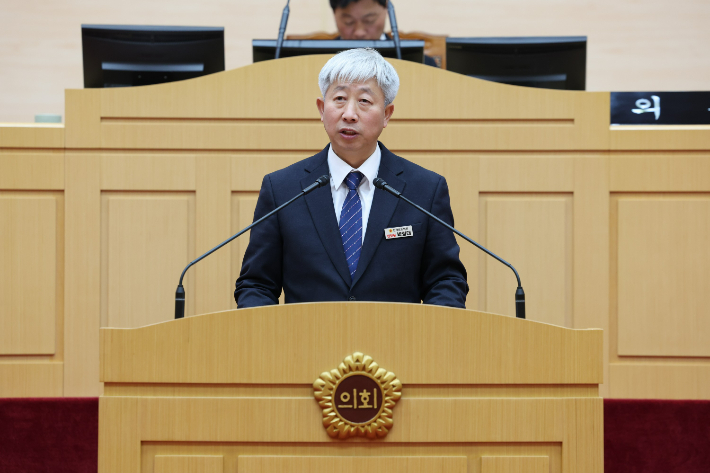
[313,352,402,439]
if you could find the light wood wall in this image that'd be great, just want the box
[2,0,710,122]
[1,56,710,399]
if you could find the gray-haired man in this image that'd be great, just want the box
[235,48,468,308]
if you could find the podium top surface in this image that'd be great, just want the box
[100,302,602,385]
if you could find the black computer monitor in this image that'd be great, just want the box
[82,25,225,88]
[446,37,587,90]
[252,40,425,64]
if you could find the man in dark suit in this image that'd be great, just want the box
[235,48,467,308]
[330,0,439,67]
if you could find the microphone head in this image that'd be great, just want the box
[373,177,387,190]
[316,174,330,188]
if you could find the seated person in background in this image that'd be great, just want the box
[235,48,467,308]
[330,0,439,67]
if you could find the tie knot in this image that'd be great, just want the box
[345,171,364,191]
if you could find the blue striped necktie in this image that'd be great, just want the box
[340,171,364,282]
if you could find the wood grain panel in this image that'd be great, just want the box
[154,455,223,473]
[232,153,314,191]
[617,197,710,356]
[238,455,466,473]
[103,383,598,399]
[0,124,64,148]
[102,193,195,328]
[94,56,608,151]
[230,192,259,308]
[611,127,710,151]
[573,156,610,396]
[480,195,572,326]
[65,89,100,148]
[0,150,64,189]
[482,456,549,473]
[100,304,603,384]
[610,153,710,191]
[0,194,57,354]
[609,364,710,399]
[98,397,140,473]
[195,156,232,315]
[140,443,562,473]
[136,397,572,443]
[0,362,63,397]
[101,153,196,191]
[64,153,101,396]
[479,155,574,192]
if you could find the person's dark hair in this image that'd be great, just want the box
[330,0,387,10]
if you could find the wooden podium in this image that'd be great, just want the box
[99,302,603,473]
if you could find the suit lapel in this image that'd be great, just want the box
[351,145,405,288]
[301,148,352,287]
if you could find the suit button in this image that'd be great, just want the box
[348,296,356,301]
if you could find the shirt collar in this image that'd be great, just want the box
[328,144,381,191]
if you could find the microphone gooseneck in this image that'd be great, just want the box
[373,177,526,319]
[174,174,329,319]
[274,0,291,60]
[387,1,402,60]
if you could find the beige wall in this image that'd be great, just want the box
[1,0,709,123]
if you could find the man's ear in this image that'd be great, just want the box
[316,97,325,121]
[382,103,395,128]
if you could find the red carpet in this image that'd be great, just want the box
[604,399,710,473]
[0,398,98,473]
[1,398,709,472]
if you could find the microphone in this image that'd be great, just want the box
[274,0,291,60]
[174,174,330,319]
[373,177,526,319]
[387,1,402,60]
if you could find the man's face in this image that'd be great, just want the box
[334,0,387,40]
[317,78,394,165]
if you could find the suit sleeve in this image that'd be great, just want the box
[420,176,469,308]
[234,175,283,308]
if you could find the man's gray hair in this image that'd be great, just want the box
[318,48,400,106]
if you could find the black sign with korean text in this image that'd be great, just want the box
[610,92,710,125]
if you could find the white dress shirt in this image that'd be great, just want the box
[328,144,381,243]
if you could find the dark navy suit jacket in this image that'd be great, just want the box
[234,142,468,308]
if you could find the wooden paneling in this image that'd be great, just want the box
[238,455,467,473]
[617,196,710,357]
[0,150,64,189]
[0,124,64,149]
[103,383,598,398]
[609,364,710,400]
[64,152,101,396]
[572,156,610,395]
[141,444,562,473]
[0,363,63,397]
[65,89,101,148]
[195,156,232,315]
[101,153,196,191]
[98,394,598,473]
[230,192,259,308]
[479,155,575,192]
[154,455,223,473]
[610,153,710,191]
[93,56,609,152]
[100,303,603,384]
[101,193,195,328]
[611,127,710,151]
[479,194,572,326]
[482,456,549,473]
[0,194,57,354]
